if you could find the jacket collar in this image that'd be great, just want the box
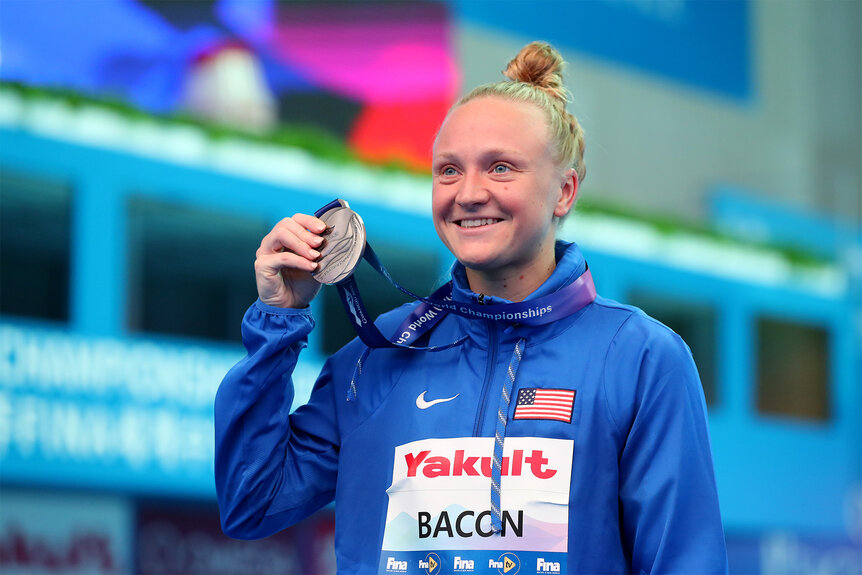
[449,240,588,306]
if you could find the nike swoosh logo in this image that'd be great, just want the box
[416,391,460,410]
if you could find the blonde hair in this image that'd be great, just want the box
[456,41,586,183]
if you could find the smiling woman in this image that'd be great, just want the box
[431,97,576,301]
[430,42,585,302]
[214,41,728,574]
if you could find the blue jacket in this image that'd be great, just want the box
[215,242,728,574]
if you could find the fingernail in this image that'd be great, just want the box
[310,249,321,259]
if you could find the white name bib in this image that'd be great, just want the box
[379,437,573,574]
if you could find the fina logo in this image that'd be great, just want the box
[418,552,441,574]
[489,552,520,574]
[537,557,561,572]
[385,556,408,573]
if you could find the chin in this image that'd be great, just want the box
[454,252,505,273]
[449,240,504,265]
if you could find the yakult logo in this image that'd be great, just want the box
[405,448,557,479]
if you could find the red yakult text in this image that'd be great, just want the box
[405,449,557,479]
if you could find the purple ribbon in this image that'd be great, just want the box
[315,200,597,351]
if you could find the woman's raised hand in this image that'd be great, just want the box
[254,213,327,309]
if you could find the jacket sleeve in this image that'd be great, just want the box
[605,314,728,574]
[214,300,343,539]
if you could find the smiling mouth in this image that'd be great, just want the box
[456,218,502,228]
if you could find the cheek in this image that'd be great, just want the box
[431,197,442,223]
[431,185,450,219]
[430,191,452,246]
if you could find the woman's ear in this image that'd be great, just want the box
[554,168,578,218]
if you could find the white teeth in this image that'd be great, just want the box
[459,218,499,228]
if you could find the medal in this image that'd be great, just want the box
[310,197,597,350]
[309,198,598,401]
[311,199,367,285]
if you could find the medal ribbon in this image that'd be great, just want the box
[314,200,597,353]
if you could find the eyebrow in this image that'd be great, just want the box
[433,148,526,165]
[432,152,459,164]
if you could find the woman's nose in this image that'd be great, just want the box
[455,171,490,206]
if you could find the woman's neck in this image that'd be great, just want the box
[465,255,556,303]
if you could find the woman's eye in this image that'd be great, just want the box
[493,164,510,174]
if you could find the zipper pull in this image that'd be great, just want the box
[478,293,485,304]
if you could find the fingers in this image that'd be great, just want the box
[254,250,318,276]
[254,213,331,308]
[292,212,328,235]
[258,214,327,261]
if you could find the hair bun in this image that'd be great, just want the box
[503,41,568,103]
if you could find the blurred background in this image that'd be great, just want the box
[0,0,859,573]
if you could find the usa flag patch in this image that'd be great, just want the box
[513,388,576,423]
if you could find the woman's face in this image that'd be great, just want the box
[432,97,576,281]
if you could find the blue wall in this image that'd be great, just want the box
[450,0,752,101]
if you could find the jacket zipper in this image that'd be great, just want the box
[472,320,498,437]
